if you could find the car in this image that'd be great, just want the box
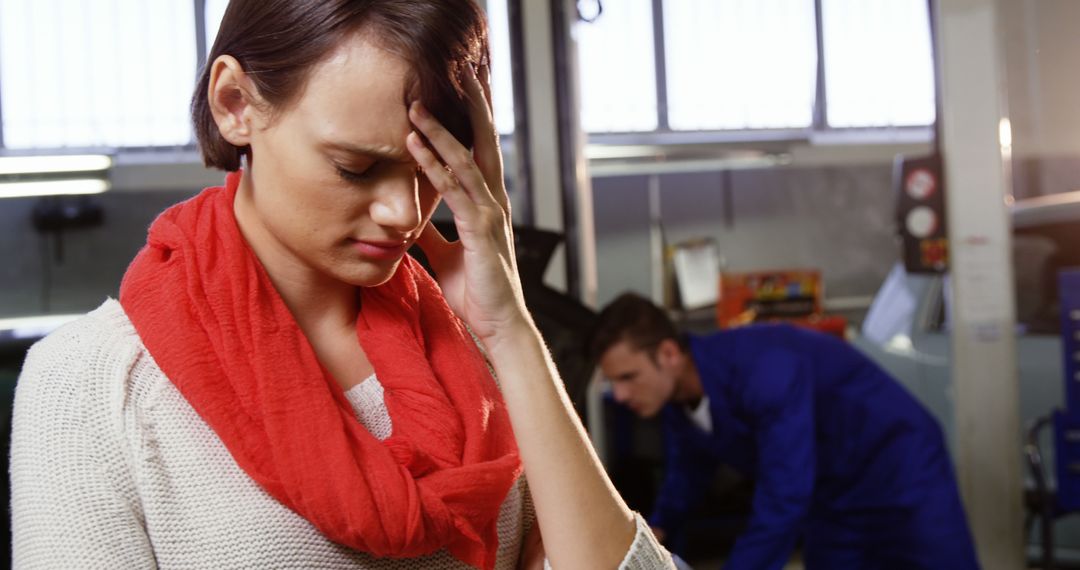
[852,189,1080,561]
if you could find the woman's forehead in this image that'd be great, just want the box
[292,35,415,145]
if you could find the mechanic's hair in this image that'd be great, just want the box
[587,292,688,364]
[192,0,489,171]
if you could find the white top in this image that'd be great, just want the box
[11,299,673,569]
[685,396,713,434]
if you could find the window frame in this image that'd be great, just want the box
[0,0,935,158]
[582,0,935,147]
[0,0,202,152]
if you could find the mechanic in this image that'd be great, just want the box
[588,292,980,569]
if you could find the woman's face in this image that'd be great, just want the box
[237,33,440,288]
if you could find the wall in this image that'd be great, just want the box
[592,162,899,314]
[0,159,900,325]
[0,189,198,317]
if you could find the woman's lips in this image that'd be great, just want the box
[350,238,409,261]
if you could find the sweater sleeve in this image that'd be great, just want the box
[617,512,678,569]
[10,318,158,569]
[542,512,675,570]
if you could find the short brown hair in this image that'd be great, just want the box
[587,292,687,363]
[191,0,489,171]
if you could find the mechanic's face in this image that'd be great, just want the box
[599,340,678,419]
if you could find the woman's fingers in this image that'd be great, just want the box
[460,66,507,213]
[463,64,495,141]
[406,131,480,220]
[408,102,492,207]
[477,63,494,109]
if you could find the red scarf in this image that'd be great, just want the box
[119,172,521,569]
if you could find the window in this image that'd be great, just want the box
[486,0,516,135]
[572,0,658,133]
[0,0,197,149]
[663,0,817,131]
[0,0,936,151]
[567,0,935,134]
[822,0,936,128]
[204,0,229,53]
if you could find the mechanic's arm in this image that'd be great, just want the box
[723,350,815,570]
[649,416,718,541]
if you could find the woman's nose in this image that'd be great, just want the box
[369,169,421,232]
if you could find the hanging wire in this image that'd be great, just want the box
[576,0,602,23]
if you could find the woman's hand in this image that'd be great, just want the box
[407,65,531,346]
[410,68,646,568]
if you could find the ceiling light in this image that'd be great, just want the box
[0,154,112,175]
[0,314,82,340]
[0,179,110,199]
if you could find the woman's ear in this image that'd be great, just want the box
[207,55,263,147]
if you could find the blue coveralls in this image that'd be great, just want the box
[649,324,979,569]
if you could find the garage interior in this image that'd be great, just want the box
[1,1,1079,569]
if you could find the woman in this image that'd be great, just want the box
[9,1,673,568]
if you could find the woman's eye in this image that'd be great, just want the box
[336,164,374,183]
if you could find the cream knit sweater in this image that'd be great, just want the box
[11,299,673,569]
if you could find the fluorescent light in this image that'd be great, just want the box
[0,154,112,175]
[0,179,109,198]
[0,314,82,340]
[998,117,1013,150]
